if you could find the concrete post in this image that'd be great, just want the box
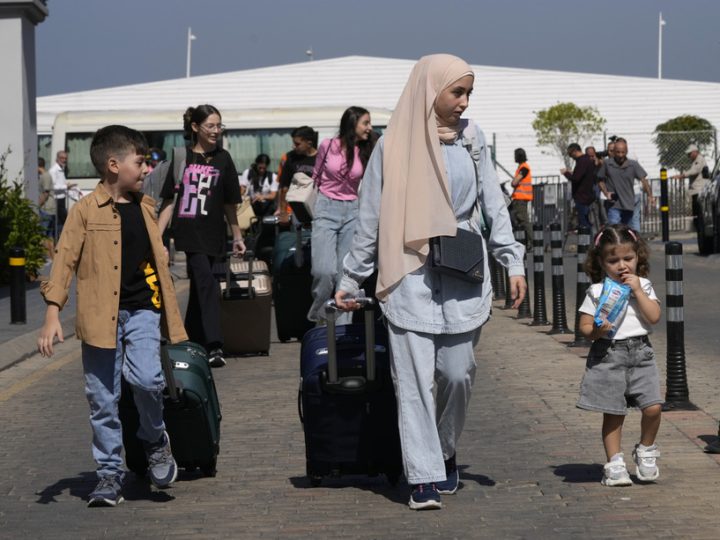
[0,0,48,202]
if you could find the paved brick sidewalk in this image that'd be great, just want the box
[1,289,719,539]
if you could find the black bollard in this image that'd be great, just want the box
[660,168,669,243]
[569,227,592,347]
[491,257,506,301]
[662,242,696,410]
[530,224,549,325]
[514,227,532,319]
[502,268,514,309]
[548,222,571,334]
[9,247,26,324]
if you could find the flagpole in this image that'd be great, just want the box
[186,27,195,78]
[658,13,665,79]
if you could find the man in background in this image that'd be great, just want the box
[38,157,56,259]
[561,143,596,233]
[672,144,709,231]
[48,150,75,235]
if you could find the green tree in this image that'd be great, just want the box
[532,102,606,168]
[0,148,47,282]
[652,115,715,171]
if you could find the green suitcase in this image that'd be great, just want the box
[120,341,222,477]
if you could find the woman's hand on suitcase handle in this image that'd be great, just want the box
[334,290,362,311]
[232,237,246,257]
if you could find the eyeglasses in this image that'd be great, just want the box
[200,123,226,132]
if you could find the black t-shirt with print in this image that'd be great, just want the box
[278,150,318,190]
[160,147,242,256]
[117,199,161,311]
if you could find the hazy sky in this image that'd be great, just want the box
[36,0,720,96]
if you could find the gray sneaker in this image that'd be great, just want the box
[601,455,632,487]
[632,444,660,481]
[144,431,178,488]
[88,474,124,507]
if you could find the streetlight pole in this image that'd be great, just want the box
[186,27,197,78]
[658,12,666,79]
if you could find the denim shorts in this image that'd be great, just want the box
[577,336,663,415]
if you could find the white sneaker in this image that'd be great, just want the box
[632,444,660,481]
[601,454,632,486]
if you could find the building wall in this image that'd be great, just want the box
[0,14,39,201]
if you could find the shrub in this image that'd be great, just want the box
[532,102,606,168]
[0,148,47,282]
[652,115,715,171]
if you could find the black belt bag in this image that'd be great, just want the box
[429,227,485,283]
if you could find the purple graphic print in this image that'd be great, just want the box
[177,164,219,218]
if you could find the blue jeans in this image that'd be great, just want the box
[606,206,635,228]
[82,309,165,479]
[308,193,358,323]
[39,209,56,240]
[574,201,592,230]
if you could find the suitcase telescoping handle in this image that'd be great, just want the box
[294,224,304,268]
[324,296,375,385]
[224,249,255,299]
[159,339,180,402]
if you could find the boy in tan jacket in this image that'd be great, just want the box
[38,125,188,507]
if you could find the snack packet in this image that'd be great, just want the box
[594,277,631,338]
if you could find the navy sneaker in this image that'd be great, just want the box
[408,483,442,510]
[87,474,124,507]
[144,431,178,489]
[208,348,226,368]
[436,454,459,495]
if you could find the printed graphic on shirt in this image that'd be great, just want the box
[178,163,219,218]
[142,262,162,309]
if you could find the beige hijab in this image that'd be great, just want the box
[376,54,474,299]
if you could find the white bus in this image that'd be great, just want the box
[48,107,393,193]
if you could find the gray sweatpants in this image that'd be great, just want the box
[387,322,480,484]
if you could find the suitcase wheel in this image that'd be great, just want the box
[309,475,322,487]
[386,472,401,487]
[201,458,217,477]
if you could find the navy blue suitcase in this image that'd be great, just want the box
[273,225,314,342]
[298,300,403,486]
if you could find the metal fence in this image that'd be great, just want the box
[490,129,718,184]
[639,177,690,237]
[527,176,689,241]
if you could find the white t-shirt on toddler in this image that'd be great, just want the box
[579,277,659,340]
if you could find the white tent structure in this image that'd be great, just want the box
[37,55,720,178]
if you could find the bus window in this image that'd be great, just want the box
[38,135,52,167]
[223,129,293,173]
[65,133,96,178]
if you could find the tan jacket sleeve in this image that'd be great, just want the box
[40,201,87,308]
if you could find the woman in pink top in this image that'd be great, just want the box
[308,106,375,324]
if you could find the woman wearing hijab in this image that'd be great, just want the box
[335,54,527,510]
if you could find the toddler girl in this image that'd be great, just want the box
[577,224,662,486]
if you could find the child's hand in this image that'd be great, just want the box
[38,313,64,358]
[593,318,614,339]
[620,272,641,293]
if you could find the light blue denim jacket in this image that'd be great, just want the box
[339,123,525,334]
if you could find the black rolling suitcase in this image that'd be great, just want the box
[219,255,272,356]
[298,299,403,486]
[272,224,314,342]
[120,341,221,477]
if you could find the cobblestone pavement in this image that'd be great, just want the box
[0,240,718,539]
